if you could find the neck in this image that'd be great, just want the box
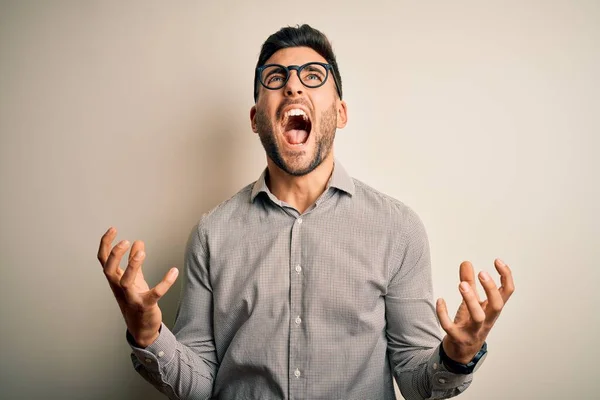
[266,155,334,214]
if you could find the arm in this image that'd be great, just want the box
[385,210,472,400]
[98,225,218,400]
[385,210,515,400]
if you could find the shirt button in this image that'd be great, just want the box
[295,316,302,325]
[294,368,301,378]
[295,264,302,273]
[438,378,446,384]
[297,218,303,224]
[433,362,438,370]
[144,358,152,364]
[158,351,164,358]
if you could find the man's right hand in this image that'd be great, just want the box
[97,227,179,348]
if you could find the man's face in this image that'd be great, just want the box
[251,47,347,176]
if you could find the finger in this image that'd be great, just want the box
[453,301,471,325]
[495,258,515,303]
[103,240,130,282]
[97,227,117,266]
[147,268,179,303]
[459,261,481,301]
[120,250,146,296]
[459,281,486,326]
[478,271,504,324]
[128,240,145,264]
[436,298,457,335]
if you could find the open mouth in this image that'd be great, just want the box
[281,108,312,146]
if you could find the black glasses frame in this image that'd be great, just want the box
[254,62,342,101]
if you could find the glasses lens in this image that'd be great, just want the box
[299,63,328,88]
[261,65,288,89]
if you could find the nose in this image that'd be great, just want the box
[284,70,304,97]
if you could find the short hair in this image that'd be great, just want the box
[254,24,343,102]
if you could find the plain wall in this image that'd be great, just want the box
[1,1,598,399]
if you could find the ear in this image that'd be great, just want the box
[336,100,348,129]
[250,105,258,133]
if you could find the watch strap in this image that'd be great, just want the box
[439,341,488,374]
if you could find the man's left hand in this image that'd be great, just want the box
[436,259,515,364]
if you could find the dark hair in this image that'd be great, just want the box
[254,24,343,102]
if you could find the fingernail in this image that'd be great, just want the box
[480,271,490,281]
[106,227,114,234]
[460,282,470,292]
[134,251,145,260]
[118,240,129,248]
[497,259,506,267]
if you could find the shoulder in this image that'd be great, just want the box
[349,178,430,280]
[192,182,256,236]
[351,178,425,231]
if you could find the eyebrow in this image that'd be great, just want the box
[303,65,325,74]
[264,66,286,78]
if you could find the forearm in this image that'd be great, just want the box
[128,323,217,400]
[385,209,474,399]
[128,222,219,399]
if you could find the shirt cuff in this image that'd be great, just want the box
[428,343,473,392]
[126,323,178,374]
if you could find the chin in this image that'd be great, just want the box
[277,146,328,177]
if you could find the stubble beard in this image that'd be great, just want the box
[255,102,337,177]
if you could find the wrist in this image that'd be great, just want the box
[441,336,479,364]
[131,325,161,348]
[439,341,488,375]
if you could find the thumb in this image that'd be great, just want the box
[148,267,179,303]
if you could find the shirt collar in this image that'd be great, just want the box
[250,159,355,202]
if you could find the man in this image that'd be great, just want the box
[98,24,514,400]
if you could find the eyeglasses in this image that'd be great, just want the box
[255,62,342,100]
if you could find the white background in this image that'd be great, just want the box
[1,1,598,399]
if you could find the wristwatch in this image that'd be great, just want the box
[439,342,488,374]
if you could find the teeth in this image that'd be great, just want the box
[284,108,307,119]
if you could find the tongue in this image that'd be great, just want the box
[284,129,308,145]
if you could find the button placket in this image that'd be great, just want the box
[289,215,304,394]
